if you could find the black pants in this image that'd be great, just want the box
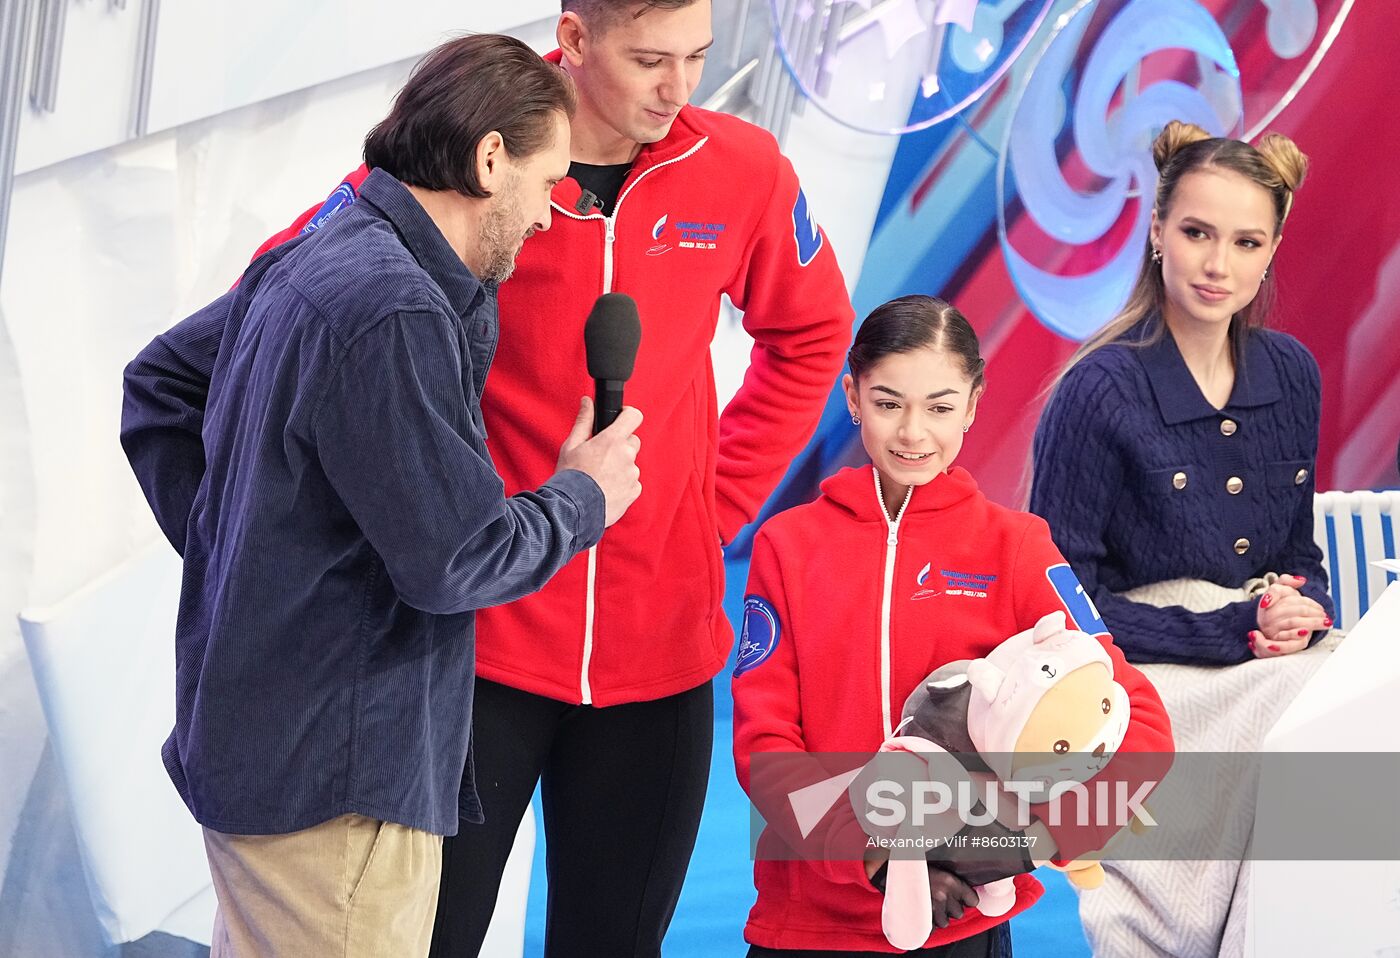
[428,677,714,958]
[746,921,1011,957]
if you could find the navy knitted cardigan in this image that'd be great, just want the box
[1029,321,1333,666]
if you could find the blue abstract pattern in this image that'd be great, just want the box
[996,0,1241,340]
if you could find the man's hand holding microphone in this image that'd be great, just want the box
[555,293,644,528]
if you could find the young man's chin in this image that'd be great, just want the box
[637,114,679,139]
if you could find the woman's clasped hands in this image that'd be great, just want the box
[1249,573,1331,657]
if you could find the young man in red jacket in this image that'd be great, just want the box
[253,1,854,954]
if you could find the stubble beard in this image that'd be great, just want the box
[479,177,526,284]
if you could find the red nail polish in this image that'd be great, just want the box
[1298,629,1309,637]
[1297,576,1307,584]
[1324,618,1333,627]
[1260,594,1272,609]
[1269,644,1280,652]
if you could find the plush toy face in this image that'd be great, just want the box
[963,610,1132,787]
[1008,661,1130,786]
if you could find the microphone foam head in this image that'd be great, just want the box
[584,293,642,381]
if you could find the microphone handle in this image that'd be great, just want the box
[593,379,625,434]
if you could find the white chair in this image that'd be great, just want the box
[20,541,533,952]
[1312,489,1400,629]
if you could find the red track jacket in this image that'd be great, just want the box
[256,89,853,705]
[732,464,1173,952]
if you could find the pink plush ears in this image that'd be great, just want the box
[965,659,1004,702]
[1033,609,1067,644]
[966,610,1070,703]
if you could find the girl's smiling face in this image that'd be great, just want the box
[844,346,981,504]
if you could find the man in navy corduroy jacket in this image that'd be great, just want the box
[119,35,641,957]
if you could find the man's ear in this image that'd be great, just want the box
[558,11,588,68]
[475,131,506,194]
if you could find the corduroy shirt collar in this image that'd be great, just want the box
[1134,318,1283,425]
[354,167,493,319]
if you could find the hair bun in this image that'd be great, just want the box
[1255,132,1309,193]
[1152,121,1213,172]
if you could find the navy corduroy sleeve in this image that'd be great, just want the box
[315,309,604,615]
[120,295,223,555]
[1031,364,1258,665]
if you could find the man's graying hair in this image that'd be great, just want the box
[364,33,574,198]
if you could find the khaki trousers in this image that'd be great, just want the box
[203,813,443,958]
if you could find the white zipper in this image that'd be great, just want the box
[567,136,709,704]
[875,470,913,739]
[580,548,598,703]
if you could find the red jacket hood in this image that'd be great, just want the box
[819,463,981,522]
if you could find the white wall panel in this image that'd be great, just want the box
[146,0,557,135]
[13,0,147,176]
[0,50,421,947]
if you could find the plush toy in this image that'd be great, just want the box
[877,610,1132,951]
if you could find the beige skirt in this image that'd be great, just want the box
[1075,578,1340,958]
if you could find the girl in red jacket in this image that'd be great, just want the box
[732,295,1173,957]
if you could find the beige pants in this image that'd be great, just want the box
[203,813,443,958]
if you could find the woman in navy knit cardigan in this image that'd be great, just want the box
[1029,122,1336,957]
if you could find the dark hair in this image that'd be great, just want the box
[364,33,575,198]
[562,0,698,30]
[1054,121,1308,380]
[848,295,985,390]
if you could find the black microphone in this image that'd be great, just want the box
[584,293,642,434]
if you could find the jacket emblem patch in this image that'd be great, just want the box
[935,567,998,599]
[647,214,671,256]
[735,595,781,676]
[912,561,941,600]
[1045,563,1108,636]
[674,218,725,251]
[792,187,823,266]
[303,181,358,235]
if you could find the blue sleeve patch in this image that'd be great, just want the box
[735,594,781,676]
[1046,563,1109,636]
[301,181,358,235]
[792,188,824,267]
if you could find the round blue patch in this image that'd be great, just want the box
[302,182,358,235]
[735,594,781,676]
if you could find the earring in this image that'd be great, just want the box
[1262,266,1270,281]
[1151,248,1162,265]
[851,414,861,425]
[962,424,970,433]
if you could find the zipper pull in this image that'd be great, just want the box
[606,218,616,243]
[886,525,898,547]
